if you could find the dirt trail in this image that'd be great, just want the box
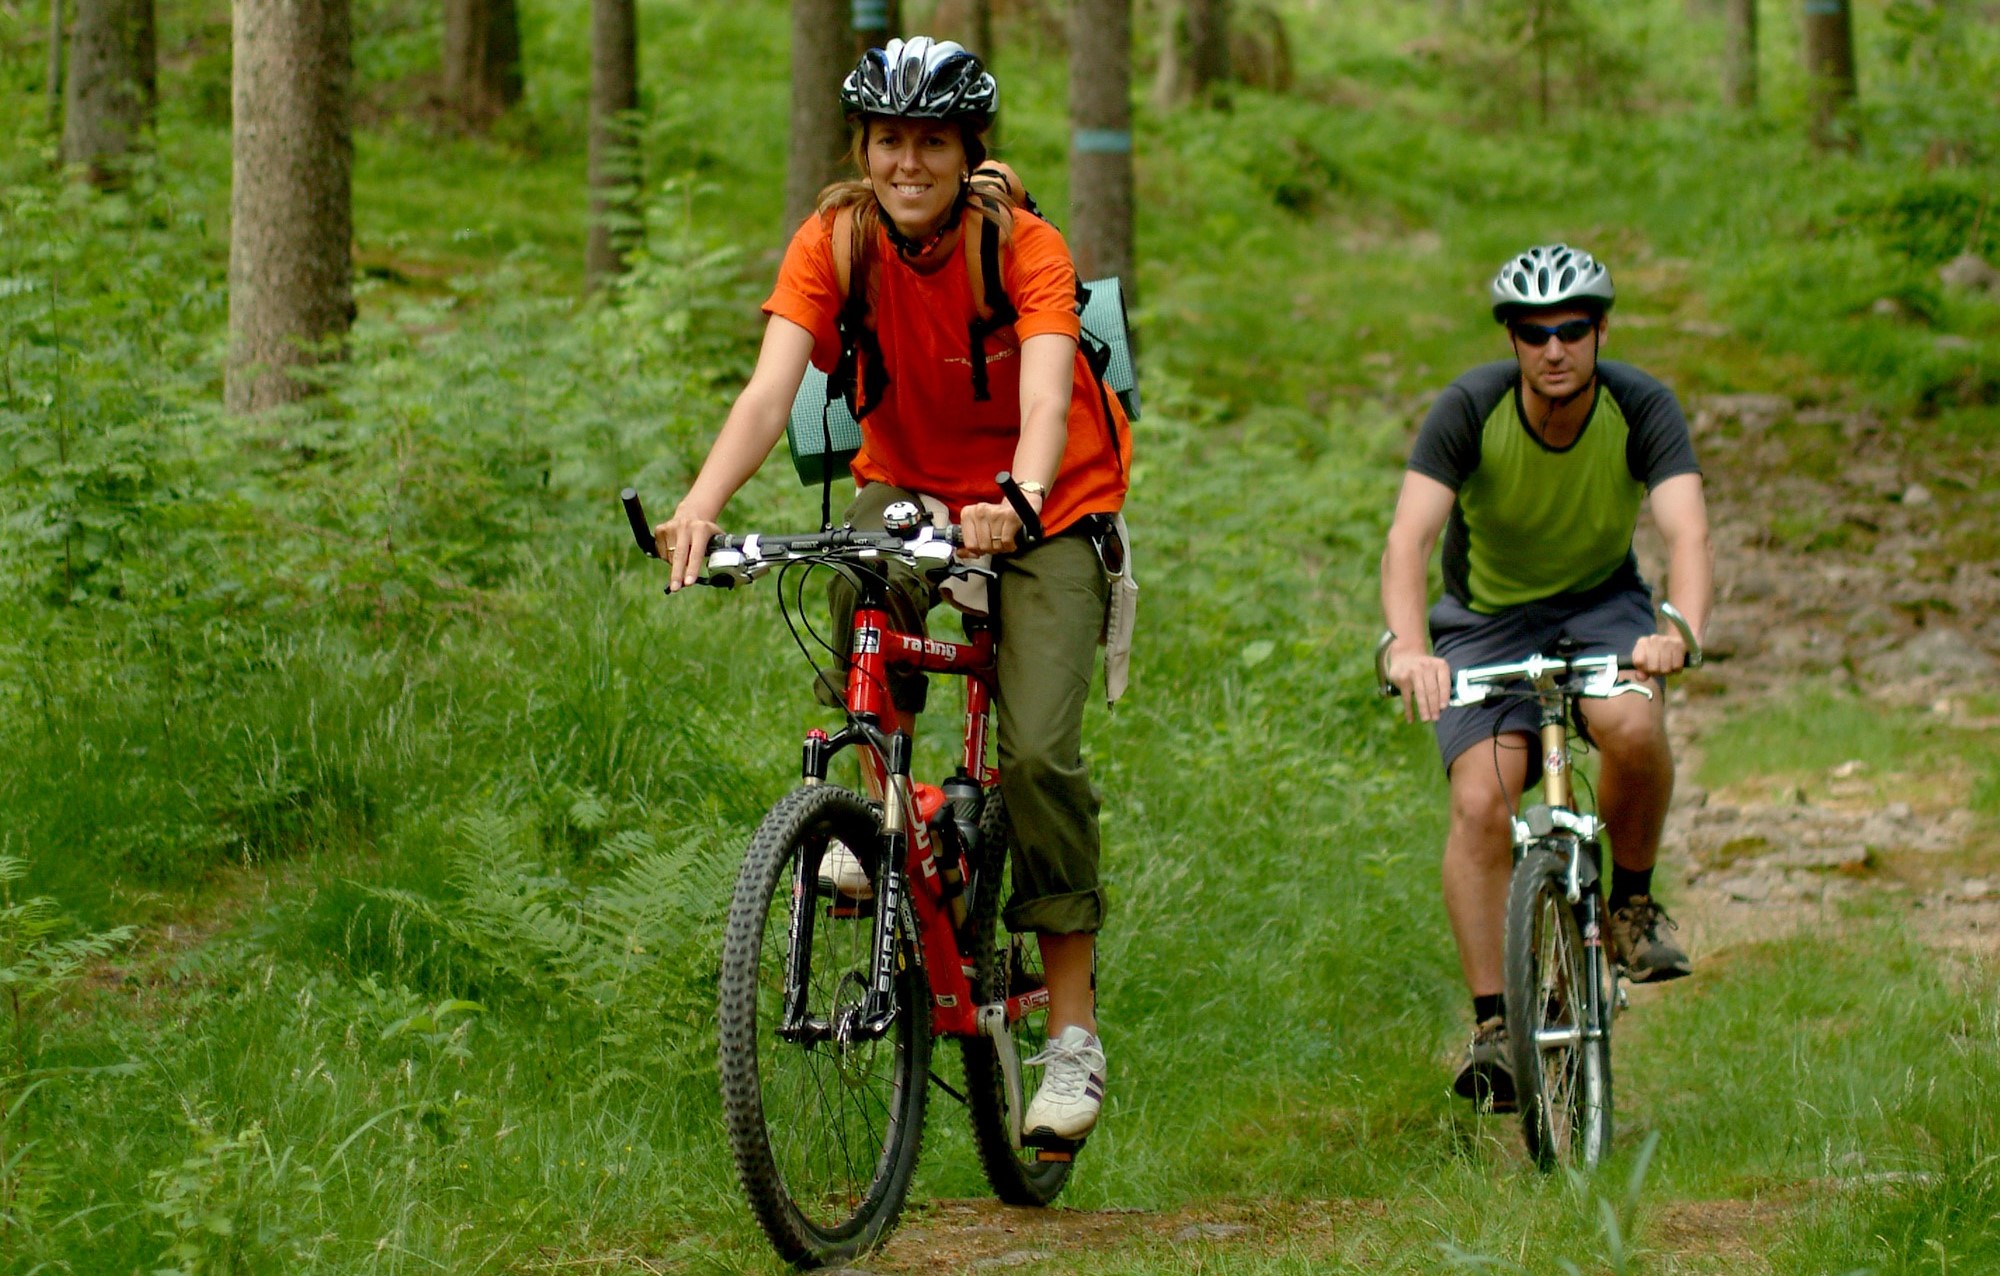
[1647,394,2000,961]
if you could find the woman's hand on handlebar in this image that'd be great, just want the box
[1629,632,1688,679]
[958,493,1040,557]
[655,505,721,592]
[1386,641,1453,723]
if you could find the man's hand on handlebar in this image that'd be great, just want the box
[655,505,721,592]
[1386,640,1453,724]
[1628,632,1688,679]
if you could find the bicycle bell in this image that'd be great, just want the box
[882,500,926,537]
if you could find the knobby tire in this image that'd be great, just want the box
[1503,843,1613,1170]
[717,784,932,1268]
[960,793,1074,1205]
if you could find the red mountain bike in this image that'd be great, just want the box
[623,477,1080,1269]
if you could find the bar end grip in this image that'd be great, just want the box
[622,488,660,558]
[994,471,1044,546]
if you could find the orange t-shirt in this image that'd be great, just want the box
[763,207,1131,536]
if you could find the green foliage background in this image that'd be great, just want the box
[0,0,1994,1270]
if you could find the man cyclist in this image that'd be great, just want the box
[655,38,1126,1141]
[1378,244,1713,1109]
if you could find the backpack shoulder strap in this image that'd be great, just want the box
[963,208,1019,403]
[827,204,887,420]
[830,204,855,299]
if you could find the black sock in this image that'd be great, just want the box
[1472,993,1503,1023]
[1610,865,1654,911]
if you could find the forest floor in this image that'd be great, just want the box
[824,385,2000,1275]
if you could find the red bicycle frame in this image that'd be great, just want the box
[800,597,1049,1039]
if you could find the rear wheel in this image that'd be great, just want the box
[1503,843,1613,1170]
[717,784,931,1267]
[961,792,1073,1205]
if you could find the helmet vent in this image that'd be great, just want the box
[1559,266,1576,290]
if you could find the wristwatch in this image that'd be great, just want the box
[1016,481,1048,499]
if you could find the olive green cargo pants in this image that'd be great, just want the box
[819,484,1111,935]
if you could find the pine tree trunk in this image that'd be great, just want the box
[47,0,63,134]
[61,0,154,184]
[1804,0,1856,149]
[586,0,638,286]
[1068,0,1134,296]
[1185,0,1229,102]
[443,0,523,129]
[135,0,155,109]
[1723,0,1756,109]
[226,0,352,415]
[971,0,994,59]
[1150,0,1184,110]
[786,0,851,235]
[850,0,901,55]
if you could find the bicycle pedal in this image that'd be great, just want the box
[1022,1132,1085,1161]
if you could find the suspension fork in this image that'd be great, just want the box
[1576,874,1611,1043]
[853,729,914,1042]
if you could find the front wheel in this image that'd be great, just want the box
[1503,843,1613,1170]
[717,784,932,1267]
[960,792,1074,1205]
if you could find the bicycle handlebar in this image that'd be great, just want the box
[1373,601,1704,700]
[620,488,973,590]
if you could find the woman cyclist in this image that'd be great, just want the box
[654,37,1131,1142]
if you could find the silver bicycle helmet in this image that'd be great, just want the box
[1489,244,1615,321]
[840,37,997,128]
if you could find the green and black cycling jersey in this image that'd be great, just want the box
[1408,360,1700,614]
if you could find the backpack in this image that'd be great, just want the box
[785,163,1139,487]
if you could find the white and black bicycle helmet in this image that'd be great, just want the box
[840,37,997,129]
[1490,244,1615,322]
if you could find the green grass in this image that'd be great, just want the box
[1,0,1998,1270]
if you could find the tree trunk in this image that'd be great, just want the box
[443,0,523,129]
[135,0,154,109]
[786,0,851,235]
[1804,0,1857,150]
[1150,0,1183,110]
[971,0,994,60]
[227,0,353,415]
[850,0,901,56]
[47,0,63,134]
[1723,0,1756,109]
[1068,0,1134,298]
[586,0,639,286]
[61,0,153,184]
[1185,0,1229,102]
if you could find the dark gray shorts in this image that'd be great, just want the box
[1429,575,1658,786]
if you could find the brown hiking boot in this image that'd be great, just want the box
[1453,1015,1517,1113]
[1609,895,1692,983]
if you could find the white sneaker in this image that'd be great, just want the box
[816,840,873,899]
[1021,1025,1106,1141]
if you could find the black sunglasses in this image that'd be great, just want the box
[1511,318,1597,347]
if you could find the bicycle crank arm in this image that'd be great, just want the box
[978,1003,1027,1150]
